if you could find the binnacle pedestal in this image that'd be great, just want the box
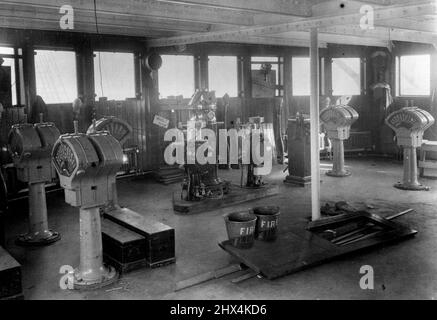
[320,104,359,177]
[8,117,61,246]
[52,122,123,289]
[385,107,435,191]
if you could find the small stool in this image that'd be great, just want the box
[419,140,437,177]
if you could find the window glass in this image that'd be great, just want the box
[158,55,194,99]
[35,50,77,104]
[208,56,238,97]
[399,54,430,96]
[0,47,14,55]
[332,58,361,96]
[292,57,310,96]
[94,52,135,100]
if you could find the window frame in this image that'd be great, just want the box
[251,56,284,97]
[93,50,136,101]
[157,54,196,100]
[0,46,24,106]
[208,55,239,98]
[330,57,362,97]
[34,48,78,104]
[396,53,431,97]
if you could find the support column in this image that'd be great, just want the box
[395,146,426,190]
[22,44,36,120]
[327,139,351,177]
[16,182,60,246]
[310,28,321,221]
[75,43,95,132]
[74,206,117,289]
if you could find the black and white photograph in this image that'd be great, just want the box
[1,0,437,307]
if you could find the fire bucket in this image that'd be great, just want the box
[224,211,257,249]
[251,206,280,241]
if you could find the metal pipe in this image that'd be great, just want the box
[310,27,321,221]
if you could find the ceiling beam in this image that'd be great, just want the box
[321,25,437,45]
[216,36,328,48]
[0,3,214,33]
[0,16,180,38]
[147,1,436,47]
[1,0,254,26]
[270,30,389,47]
[156,0,312,16]
[377,17,437,33]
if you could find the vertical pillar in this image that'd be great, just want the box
[22,44,36,120]
[16,182,60,246]
[329,139,348,176]
[0,170,7,247]
[134,52,142,99]
[402,147,419,187]
[238,55,251,122]
[310,28,321,221]
[75,43,95,132]
[194,53,209,91]
[74,206,117,288]
[283,54,292,122]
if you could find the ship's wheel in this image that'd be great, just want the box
[88,117,133,145]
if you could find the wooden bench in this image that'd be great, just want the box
[419,140,437,177]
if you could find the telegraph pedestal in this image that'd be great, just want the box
[385,107,435,191]
[52,123,123,289]
[75,206,117,289]
[8,118,61,246]
[320,104,359,177]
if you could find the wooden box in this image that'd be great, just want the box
[101,218,147,273]
[0,246,22,300]
[104,208,175,268]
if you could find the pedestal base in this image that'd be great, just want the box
[394,182,429,191]
[16,230,60,247]
[283,175,311,187]
[326,170,351,177]
[72,265,118,290]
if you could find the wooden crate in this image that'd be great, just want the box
[101,218,147,273]
[0,246,22,300]
[104,208,175,268]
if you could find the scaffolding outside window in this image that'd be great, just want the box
[251,56,283,97]
[397,54,430,96]
[332,58,361,96]
[158,55,194,99]
[292,57,310,96]
[35,50,77,104]
[94,52,135,100]
[208,56,238,97]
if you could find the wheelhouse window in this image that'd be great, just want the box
[251,56,283,97]
[292,57,310,96]
[331,58,361,96]
[94,52,135,100]
[0,46,24,106]
[34,50,77,104]
[208,56,238,97]
[396,54,430,96]
[158,55,195,99]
